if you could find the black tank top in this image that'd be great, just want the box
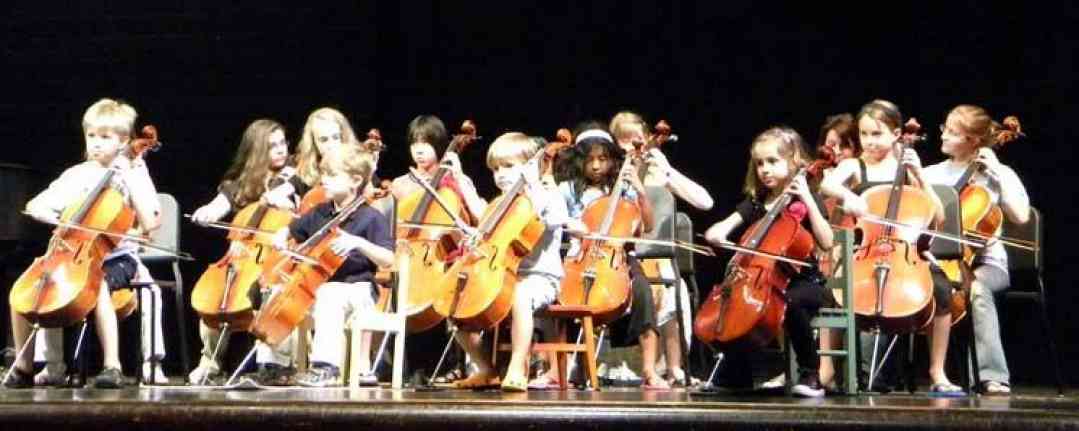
[851,159,899,195]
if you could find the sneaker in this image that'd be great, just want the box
[94,367,124,389]
[34,362,68,386]
[142,362,168,385]
[355,372,378,387]
[760,373,786,390]
[792,374,825,398]
[253,364,296,386]
[296,365,341,388]
[187,362,222,385]
[3,367,34,389]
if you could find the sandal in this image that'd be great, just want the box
[928,382,966,398]
[981,381,1011,395]
[501,374,528,393]
[433,368,465,384]
[642,375,671,391]
[454,373,500,390]
[527,374,560,390]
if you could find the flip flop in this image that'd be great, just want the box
[527,375,560,390]
[501,374,528,393]
[929,382,966,398]
[454,373,500,390]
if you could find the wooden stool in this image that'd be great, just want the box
[495,304,599,390]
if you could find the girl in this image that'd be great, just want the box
[531,123,666,390]
[7,98,162,389]
[820,99,961,396]
[264,107,359,206]
[922,105,1030,395]
[704,126,835,397]
[187,118,298,384]
[609,111,713,385]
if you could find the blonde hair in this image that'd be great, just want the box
[320,144,375,184]
[609,111,650,141]
[221,119,286,208]
[486,132,539,170]
[948,104,1017,149]
[742,126,808,200]
[295,107,359,186]
[82,98,137,138]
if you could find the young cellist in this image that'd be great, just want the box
[821,99,962,396]
[703,126,835,397]
[449,132,569,392]
[532,124,667,390]
[609,112,713,385]
[6,98,163,389]
[922,105,1029,395]
[187,118,299,384]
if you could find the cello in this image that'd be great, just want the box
[558,136,650,325]
[693,167,816,350]
[850,120,937,334]
[396,120,479,332]
[250,176,372,346]
[11,125,162,328]
[431,138,570,331]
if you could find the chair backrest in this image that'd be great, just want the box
[634,186,676,259]
[928,184,963,260]
[139,193,180,263]
[674,212,695,275]
[1002,206,1041,272]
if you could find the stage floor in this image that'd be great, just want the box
[1,385,1077,430]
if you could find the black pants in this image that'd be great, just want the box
[607,255,658,348]
[785,274,835,375]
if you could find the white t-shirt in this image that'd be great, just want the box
[516,185,568,280]
[922,159,1023,270]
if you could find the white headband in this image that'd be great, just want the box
[574,130,614,146]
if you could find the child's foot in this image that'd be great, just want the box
[641,374,671,391]
[454,371,500,390]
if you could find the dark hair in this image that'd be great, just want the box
[406,115,448,155]
[817,113,861,157]
[556,121,626,203]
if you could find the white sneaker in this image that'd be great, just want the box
[760,373,786,389]
[187,362,221,385]
[33,362,67,386]
[142,362,168,384]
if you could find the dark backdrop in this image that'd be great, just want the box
[3,2,1075,386]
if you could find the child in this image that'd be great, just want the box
[535,123,669,390]
[390,114,486,218]
[609,111,713,385]
[820,99,960,396]
[6,98,163,389]
[264,107,359,206]
[922,105,1030,395]
[451,132,569,392]
[704,126,835,397]
[187,118,298,384]
[269,144,394,387]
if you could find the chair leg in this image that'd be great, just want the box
[581,316,599,390]
[1037,274,1065,396]
[555,319,567,390]
[673,279,692,387]
[172,262,191,374]
[135,289,144,385]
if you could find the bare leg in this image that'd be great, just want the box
[819,328,837,386]
[504,295,534,383]
[928,312,953,385]
[94,282,122,370]
[9,309,34,373]
[453,330,494,377]
[640,329,667,387]
[660,319,683,379]
[357,330,373,373]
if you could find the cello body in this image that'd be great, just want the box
[694,205,814,350]
[558,195,638,326]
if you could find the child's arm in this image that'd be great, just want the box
[191,193,232,225]
[624,162,655,234]
[820,158,866,216]
[786,176,834,250]
[329,213,394,267]
[646,148,714,210]
[25,166,81,224]
[704,212,744,247]
[978,148,1030,224]
[120,156,162,233]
